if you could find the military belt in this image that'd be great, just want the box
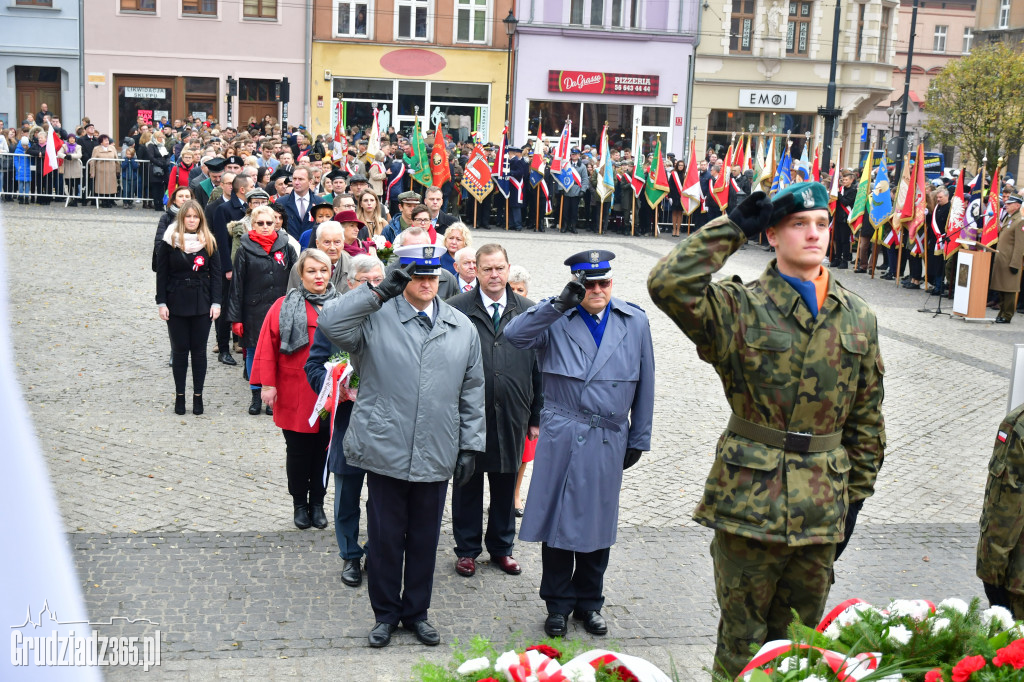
[727,414,843,454]
[546,402,625,432]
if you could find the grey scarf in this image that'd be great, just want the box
[279,284,338,354]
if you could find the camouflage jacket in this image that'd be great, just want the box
[647,215,886,546]
[977,404,1024,594]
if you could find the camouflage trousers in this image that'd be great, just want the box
[710,530,836,680]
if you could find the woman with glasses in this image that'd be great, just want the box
[228,205,298,416]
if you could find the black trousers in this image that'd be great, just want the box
[365,472,447,626]
[452,471,516,559]
[167,313,212,395]
[282,427,329,505]
[539,543,611,615]
[214,275,232,349]
[833,221,852,263]
[564,195,579,230]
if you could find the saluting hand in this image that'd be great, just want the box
[372,262,416,302]
[552,274,586,313]
[728,191,774,239]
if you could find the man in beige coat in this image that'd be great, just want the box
[992,195,1024,323]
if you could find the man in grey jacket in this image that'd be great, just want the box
[317,243,486,649]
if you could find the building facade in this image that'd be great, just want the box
[311,0,514,145]
[0,0,82,130]
[860,0,975,169]
[83,0,308,142]
[510,0,698,155]
[974,0,1024,43]
[693,0,899,169]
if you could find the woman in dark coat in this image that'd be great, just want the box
[155,199,222,415]
[27,129,51,204]
[668,159,687,237]
[252,248,339,530]
[228,204,298,416]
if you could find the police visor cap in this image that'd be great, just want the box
[564,249,615,282]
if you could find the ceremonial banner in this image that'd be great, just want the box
[712,143,732,209]
[944,171,967,259]
[461,144,493,203]
[408,116,433,186]
[869,161,894,245]
[530,123,546,187]
[681,137,702,215]
[596,124,615,202]
[491,126,510,199]
[550,120,574,192]
[645,137,669,209]
[849,157,872,236]
[430,131,451,188]
[981,166,1001,248]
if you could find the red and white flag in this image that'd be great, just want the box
[44,126,63,175]
[681,137,702,216]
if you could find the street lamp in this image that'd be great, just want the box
[503,9,519,139]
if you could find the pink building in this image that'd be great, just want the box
[862,0,975,165]
[83,0,308,141]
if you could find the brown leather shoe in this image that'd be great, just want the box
[491,555,522,575]
[455,556,476,576]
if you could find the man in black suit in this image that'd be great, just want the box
[275,166,324,240]
[424,185,457,235]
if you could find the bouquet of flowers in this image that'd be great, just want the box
[414,636,672,682]
[309,351,359,426]
[372,234,393,263]
[732,597,1024,682]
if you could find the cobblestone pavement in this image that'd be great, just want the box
[3,203,1015,679]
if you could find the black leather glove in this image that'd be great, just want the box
[370,262,415,302]
[1011,267,1020,276]
[552,274,586,313]
[623,448,643,470]
[834,498,864,561]
[453,451,477,487]
[728,190,774,239]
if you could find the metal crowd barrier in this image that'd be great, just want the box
[0,152,154,208]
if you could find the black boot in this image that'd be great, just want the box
[248,389,261,415]
[310,504,328,529]
[193,394,204,416]
[294,501,312,529]
[265,404,274,416]
[174,394,186,415]
[218,351,237,366]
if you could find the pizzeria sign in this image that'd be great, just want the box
[548,70,659,97]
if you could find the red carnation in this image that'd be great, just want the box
[612,667,639,682]
[994,639,1024,669]
[476,678,500,682]
[525,644,562,660]
[925,668,945,682]
[384,241,392,248]
[951,655,987,682]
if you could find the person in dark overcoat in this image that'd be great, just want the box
[227,204,297,416]
[155,199,222,415]
[504,250,655,639]
[447,244,542,579]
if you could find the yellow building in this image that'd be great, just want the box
[310,0,513,145]
[692,0,899,169]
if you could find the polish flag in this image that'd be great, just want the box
[44,126,63,175]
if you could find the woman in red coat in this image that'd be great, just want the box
[167,148,196,196]
[251,248,340,530]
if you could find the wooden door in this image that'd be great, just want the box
[15,87,60,126]
[238,102,279,128]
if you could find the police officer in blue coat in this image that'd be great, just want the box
[504,250,655,638]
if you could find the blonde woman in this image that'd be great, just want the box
[155,199,221,415]
[441,222,472,275]
[355,189,387,239]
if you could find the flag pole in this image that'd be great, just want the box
[630,191,636,236]
[598,197,604,235]
[535,188,541,232]
[505,197,509,231]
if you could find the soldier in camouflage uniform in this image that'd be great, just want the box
[647,182,886,679]
[977,403,1024,619]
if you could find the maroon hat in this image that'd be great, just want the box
[333,209,366,228]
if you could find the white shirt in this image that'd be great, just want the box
[406,297,436,322]
[294,191,310,216]
[589,306,606,322]
[480,288,507,320]
[458,277,475,292]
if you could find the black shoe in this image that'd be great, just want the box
[242,364,249,381]
[881,273,895,281]
[368,622,397,648]
[902,281,921,290]
[193,394,203,415]
[174,394,186,415]
[265,404,273,416]
[342,558,362,587]
[573,609,608,635]
[248,389,261,415]
[995,316,1011,324]
[544,612,568,637]
[309,504,328,529]
[853,268,867,274]
[219,351,237,366]
[293,503,312,529]
[406,620,440,646]
[836,261,848,269]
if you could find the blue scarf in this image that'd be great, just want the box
[778,272,819,318]
[577,305,610,347]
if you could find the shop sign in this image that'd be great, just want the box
[137,110,153,125]
[548,71,659,97]
[124,87,167,99]
[87,73,106,86]
[154,110,169,121]
[738,89,797,109]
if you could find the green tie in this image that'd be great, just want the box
[492,302,501,333]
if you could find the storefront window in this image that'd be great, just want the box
[527,100,582,140]
[580,103,633,150]
[429,82,488,104]
[118,84,172,142]
[184,77,217,95]
[397,80,426,115]
[707,109,815,162]
[335,78,394,102]
[642,106,670,127]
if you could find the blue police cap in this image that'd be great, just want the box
[564,249,615,281]
[394,244,442,276]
